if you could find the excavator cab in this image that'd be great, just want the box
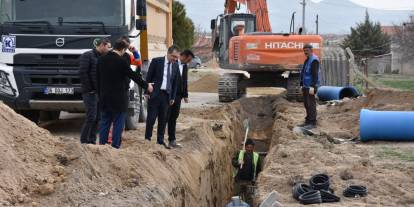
[212,13,256,67]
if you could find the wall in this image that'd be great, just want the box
[146,0,173,59]
[367,54,392,74]
[320,47,350,87]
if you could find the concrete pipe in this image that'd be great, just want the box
[360,109,414,142]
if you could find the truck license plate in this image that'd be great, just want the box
[44,87,74,95]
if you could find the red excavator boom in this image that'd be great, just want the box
[224,0,272,32]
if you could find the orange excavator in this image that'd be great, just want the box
[211,0,323,102]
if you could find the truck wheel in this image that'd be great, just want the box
[286,74,303,102]
[218,73,245,102]
[139,95,148,122]
[125,86,141,130]
[18,110,41,124]
[40,111,61,122]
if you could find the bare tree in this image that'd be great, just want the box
[394,15,414,59]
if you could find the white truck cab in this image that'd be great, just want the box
[0,0,165,129]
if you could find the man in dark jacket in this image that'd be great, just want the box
[232,139,262,205]
[97,40,153,149]
[299,44,320,129]
[79,38,111,144]
[167,49,194,148]
[145,45,180,149]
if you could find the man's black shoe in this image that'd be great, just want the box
[297,122,309,127]
[169,140,182,148]
[303,124,316,130]
[158,143,171,149]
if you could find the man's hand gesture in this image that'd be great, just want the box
[147,83,154,93]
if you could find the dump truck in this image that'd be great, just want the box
[211,0,322,102]
[0,0,173,129]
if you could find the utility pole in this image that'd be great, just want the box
[316,14,319,35]
[300,0,306,34]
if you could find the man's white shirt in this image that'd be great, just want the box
[161,56,170,90]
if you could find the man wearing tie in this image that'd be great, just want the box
[145,45,180,149]
[167,50,194,148]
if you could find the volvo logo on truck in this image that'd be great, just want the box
[56,38,65,47]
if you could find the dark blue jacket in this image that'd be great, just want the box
[97,51,148,113]
[301,55,321,88]
[146,57,179,101]
[79,49,100,93]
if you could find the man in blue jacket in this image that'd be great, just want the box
[299,44,320,129]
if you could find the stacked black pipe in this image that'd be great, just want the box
[292,174,340,205]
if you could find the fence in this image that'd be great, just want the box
[320,47,350,87]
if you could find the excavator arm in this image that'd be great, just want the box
[224,0,272,32]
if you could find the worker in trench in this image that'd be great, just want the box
[232,139,262,205]
[298,44,320,129]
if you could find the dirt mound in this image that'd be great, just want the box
[255,91,414,206]
[0,103,65,205]
[0,100,237,207]
[319,89,414,137]
[189,74,219,93]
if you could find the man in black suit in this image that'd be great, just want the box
[97,39,153,149]
[167,49,194,148]
[145,45,180,149]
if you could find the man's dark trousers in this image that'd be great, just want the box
[167,95,182,142]
[80,93,99,144]
[145,91,170,144]
[99,112,127,149]
[302,88,317,125]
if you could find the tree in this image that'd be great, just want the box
[394,16,414,59]
[172,1,195,49]
[341,11,391,59]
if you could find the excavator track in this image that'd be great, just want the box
[218,73,246,102]
[286,74,303,101]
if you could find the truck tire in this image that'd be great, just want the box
[19,110,40,124]
[218,73,245,102]
[287,74,303,102]
[40,111,61,122]
[125,85,141,130]
[139,94,148,122]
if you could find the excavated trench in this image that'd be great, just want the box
[193,96,277,207]
[1,95,280,207]
[7,90,414,206]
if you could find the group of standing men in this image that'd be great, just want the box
[80,36,193,149]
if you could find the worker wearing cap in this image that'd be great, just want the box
[299,44,320,129]
[232,139,262,205]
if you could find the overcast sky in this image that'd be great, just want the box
[178,0,413,34]
[314,0,414,10]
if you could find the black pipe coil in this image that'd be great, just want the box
[343,185,368,197]
[292,183,311,200]
[298,190,322,205]
[309,174,330,191]
[320,190,341,203]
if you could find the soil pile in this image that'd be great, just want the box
[255,90,414,206]
[0,100,238,207]
[189,74,219,93]
[319,89,414,137]
[0,103,65,206]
